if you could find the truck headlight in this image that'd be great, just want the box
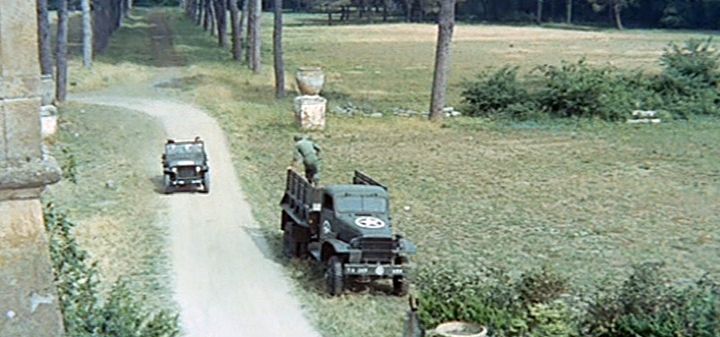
[195,166,201,172]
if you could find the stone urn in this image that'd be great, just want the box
[295,67,325,96]
[432,322,488,337]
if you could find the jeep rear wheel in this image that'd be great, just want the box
[325,256,344,296]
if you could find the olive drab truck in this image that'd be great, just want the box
[280,169,416,296]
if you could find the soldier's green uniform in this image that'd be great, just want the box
[293,136,322,184]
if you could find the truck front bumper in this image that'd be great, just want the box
[344,263,406,277]
[171,178,203,186]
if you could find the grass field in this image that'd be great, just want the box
[68,9,720,337]
[44,102,173,310]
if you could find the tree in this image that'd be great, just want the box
[537,0,544,23]
[82,0,93,69]
[429,0,455,122]
[249,0,262,73]
[229,0,242,60]
[241,0,250,63]
[213,0,228,47]
[274,0,286,97]
[566,0,572,23]
[36,0,53,76]
[587,0,637,29]
[56,0,69,102]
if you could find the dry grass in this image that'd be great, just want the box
[76,9,720,337]
[45,102,173,310]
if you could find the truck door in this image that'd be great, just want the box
[320,193,335,238]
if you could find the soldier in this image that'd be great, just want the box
[291,135,322,185]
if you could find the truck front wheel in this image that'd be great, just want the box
[325,256,344,296]
[392,276,408,296]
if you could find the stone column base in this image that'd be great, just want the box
[294,95,327,130]
[0,199,64,337]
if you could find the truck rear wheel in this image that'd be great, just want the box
[325,256,344,296]
[282,228,296,259]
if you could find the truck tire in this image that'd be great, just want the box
[163,174,173,194]
[201,173,210,194]
[325,256,344,296]
[393,256,409,296]
[392,276,408,296]
[282,228,296,259]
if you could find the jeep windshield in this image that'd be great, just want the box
[336,196,387,214]
[166,143,204,160]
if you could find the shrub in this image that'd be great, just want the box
[536,60,653,121]
[461,66,534,119]
[582,263,720,337]
[416,264,571,337]
[44,203,180,337]
[658,38,720,117]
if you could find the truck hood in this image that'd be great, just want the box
[336,213,393,239]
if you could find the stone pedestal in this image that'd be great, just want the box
[294,95,327,130]
[40,75,55,106]
[40,105,58,139]
[0,1,64,336]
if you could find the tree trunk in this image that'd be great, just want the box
[274,0,285,97]
[56,0,69,103]
[213,0,228,47]
[209,0,216,36]
[403,0,411,22]
[36,0,53,76]
[196,0,203,24]
[536,0,543,24]
[203,0,210,30]
[565,0,572,24]
[249,0,262,73]
[613,2,624,30]
[82,0,93,69]
[429,0,455,122]
[239,0,248,62]
[229,0,242,60]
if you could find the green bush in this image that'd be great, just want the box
[657,38,720,117]
[537,60,654,121]
[44,203,180,337]
[461,66,536,119]
[416,264,571,337]
[582,263,720,337]
[461,38,720,121]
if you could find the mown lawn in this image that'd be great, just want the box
[71,9,720,337]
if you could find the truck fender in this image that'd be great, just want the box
[321,239,350,261]
[398,238,417,256]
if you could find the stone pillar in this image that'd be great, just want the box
[0,2,64,337]
[294,95,327,130]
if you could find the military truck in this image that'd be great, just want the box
[280,169,416,296]
[162,138,209,194]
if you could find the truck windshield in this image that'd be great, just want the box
[336,196,387,213]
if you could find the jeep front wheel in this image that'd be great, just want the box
[201,173,210,194]
[325,256,344,296]
[163,174,173,194]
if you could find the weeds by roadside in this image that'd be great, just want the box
[44,203,180,337]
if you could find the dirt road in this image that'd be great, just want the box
[73,93,321,337]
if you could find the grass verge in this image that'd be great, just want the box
[45,102,173,310]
